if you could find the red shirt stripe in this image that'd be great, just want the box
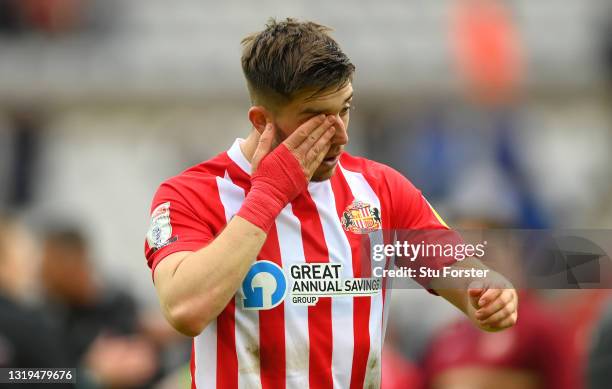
[291,191,334,389]
[258,224,287,389]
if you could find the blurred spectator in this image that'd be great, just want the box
[383,303,426,389]
[0,0,22,34]
[41,225,158,388]
[588,296,612,389]
[0,214,71,388]
[367,0,550,229]
[552,290,611,389]
[7,109,43,209]
[382,344,423,389]
[419,216,577,389]
[603,4,612,85]
[450,0,524,105]
[365,105,549,229]
[0,109,43,211]
[20,0,84,34]
[0,0,84,36]
[422,292,578,389]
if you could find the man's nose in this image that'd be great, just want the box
[331,115,349,145]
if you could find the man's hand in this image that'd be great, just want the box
[433,259,518,333]
[252,114,338,179]
[467,281,518,332]
[240,114,337,232]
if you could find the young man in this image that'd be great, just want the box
[0,216,71,388]
[145,18,518,389]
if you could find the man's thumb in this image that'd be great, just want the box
[468,282,484,309]
[252,123,274,172]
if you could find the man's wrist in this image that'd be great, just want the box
[237,187,286,232]
[238,144,307,232]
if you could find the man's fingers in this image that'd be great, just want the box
[480,301,517,327]
[258,123,275,152]
[477,287,503,308]
[305,126,335,168]
[480,312,518,332]
[476,291,516,321]
[495,315,518,330]
[480,299,517,326]
[476,289,514,319]
[252,123,275,172]
[306,145,332,178]
[283,114,327,150]
[467,281,485,309]
[296,115,336,154]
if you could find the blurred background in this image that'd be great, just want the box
[0,0,611,388]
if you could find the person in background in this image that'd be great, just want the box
[382,315,424,389]
[40,225,158,389]
[421,217,578,389]
[422,291,577,389]
[588,296,612,389]
[0,214,71,388]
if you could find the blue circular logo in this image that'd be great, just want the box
[241,261,287,310]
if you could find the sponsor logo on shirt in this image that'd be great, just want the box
[241,261,287,310]
[239,261,382,309]
[341,200,381,234]
[289,263,381,305]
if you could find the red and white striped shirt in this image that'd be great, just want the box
[145,139,450,389]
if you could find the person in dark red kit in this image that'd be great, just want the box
[145,18,518,388]
[422,292,577,389]
[421,215,576,389]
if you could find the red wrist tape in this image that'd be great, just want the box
[237,144,307,232]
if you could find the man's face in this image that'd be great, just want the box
[271,83,353,181]
[41,242,92,304]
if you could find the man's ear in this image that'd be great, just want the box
[248,106,271,134]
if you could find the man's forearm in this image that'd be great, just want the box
[431,257,490,313]
[155,216,267,336]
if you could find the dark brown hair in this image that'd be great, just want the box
[241,18,355,108]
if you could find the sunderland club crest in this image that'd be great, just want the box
[341,200,381,233]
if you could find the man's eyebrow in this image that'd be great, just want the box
[299,93,354,115]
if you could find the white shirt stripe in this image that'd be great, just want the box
[339,164,384,387]
[194,325,217,389]
[217,173,262,389]
[276,203,311,388]
[308,181,355,389]
[227,138,252,175]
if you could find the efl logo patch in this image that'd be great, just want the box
[147,202,174,250]
[341,200,381,234]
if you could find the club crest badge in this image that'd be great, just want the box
[341,200,381,233]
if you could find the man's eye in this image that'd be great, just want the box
[340,105,352,115]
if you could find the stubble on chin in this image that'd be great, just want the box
[310,165,337,182]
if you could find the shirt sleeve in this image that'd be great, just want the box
[386,167,460,290]
[387,167,449,231]
[144,181,214,274]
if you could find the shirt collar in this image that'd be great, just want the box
[227,138,252,175]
